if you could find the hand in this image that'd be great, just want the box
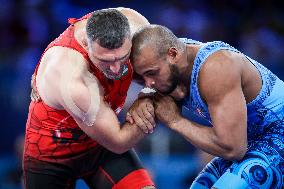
[30,74,40,102]
[126,97,156,134]
[153,93,182,128]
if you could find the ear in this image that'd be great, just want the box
[167,47,178,64]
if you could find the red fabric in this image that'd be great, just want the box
[24,12,133,162]
[112,169,155,189]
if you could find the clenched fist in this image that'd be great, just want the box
[154,94,182,128]
[126,97,156,134]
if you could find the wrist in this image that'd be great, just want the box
[168,115,184,130]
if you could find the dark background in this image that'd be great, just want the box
[0,0,283,188]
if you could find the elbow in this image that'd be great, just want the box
[88,132,131,154]
[214,133,247,161]
[222,145,247,161]
[88,136,130,154]
[105,137,132,154]
[215,137,247,160]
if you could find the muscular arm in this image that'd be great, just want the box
[68,76,146,154]
[39,48,146,154]
[164,51,247,160]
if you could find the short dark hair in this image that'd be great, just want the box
[86,9,130,49]
[131,25,184,62]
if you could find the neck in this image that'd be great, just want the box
[170,44,199,101]
[184,45,197,83]
[184,44,200,89]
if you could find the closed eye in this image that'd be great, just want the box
[144,71,156,76]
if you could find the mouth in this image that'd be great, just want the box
[104,71,123,79]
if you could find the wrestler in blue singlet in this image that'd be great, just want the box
[180,38,284,189]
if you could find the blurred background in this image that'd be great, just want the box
[0,0,283,188]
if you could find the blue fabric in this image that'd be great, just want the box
[179,39,284,188]
[212,172,248,189]
[191,152,282,189]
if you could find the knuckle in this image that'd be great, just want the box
[147,124,153,130]
[137,111,144,117]
[149,120,155,125]
[148,106,154,112]
[141,126,148,132]
[145,121,151,127]
[145,114,152,120]
[136,120,144,127]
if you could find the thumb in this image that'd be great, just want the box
[126,112,134,124]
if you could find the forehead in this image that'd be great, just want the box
[133,46,161,74]
[91,38,131,59]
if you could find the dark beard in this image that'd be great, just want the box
[104,65,124,80]
[160,64,180,95]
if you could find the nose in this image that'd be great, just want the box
[145,77,155,88]
[109,61,121,74]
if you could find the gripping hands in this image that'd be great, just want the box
[126,93,182,134]
[126,97,156,134]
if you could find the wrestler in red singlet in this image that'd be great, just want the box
[23,10,155,189]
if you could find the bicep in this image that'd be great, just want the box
[59,72,123,146]
[200,52,247,142]
[207,84,247,137]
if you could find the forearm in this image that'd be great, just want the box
[77,117,146,154]
[113,122,146,153]
[170,117,245,160]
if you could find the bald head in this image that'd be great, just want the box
[117,7,150,36]
[131,24,184,63]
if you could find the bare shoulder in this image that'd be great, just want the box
[36,46,90,108]
[200,50,242,80]
[198,50,243,102]
[43,46,88,74]
[116,7,147,20]
[116,7,150,34]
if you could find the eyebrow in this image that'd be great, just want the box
[95,51,131,62]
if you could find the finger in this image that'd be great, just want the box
[142,107,155,128]
[125,117,134,124]
[141,113,154,133]
[146,102,155,117]
[31,91,36,101]
[125,112,134,124]
[132,111,149,134]
[138,109,155,133]
[136,109,154,133]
